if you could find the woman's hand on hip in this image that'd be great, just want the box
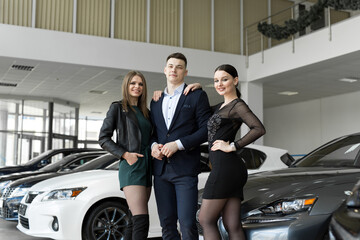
[211,140,234,153]
[122,152,144,165]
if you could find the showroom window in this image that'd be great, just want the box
[78,117,103,149]
[0,98,100,167]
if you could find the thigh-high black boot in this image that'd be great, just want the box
[132,214,149,240]
[124,209,133,240]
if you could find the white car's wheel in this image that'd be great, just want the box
[82,201,129,240]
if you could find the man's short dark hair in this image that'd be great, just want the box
[166,52,187,68]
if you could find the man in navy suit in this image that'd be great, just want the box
[151,52,211,240]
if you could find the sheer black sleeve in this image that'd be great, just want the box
[229,99,266,149]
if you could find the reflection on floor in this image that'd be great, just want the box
[0,218,50,240]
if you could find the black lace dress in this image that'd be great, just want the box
[203,98,265,200]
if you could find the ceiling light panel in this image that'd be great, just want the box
[278,91,299,96]
[339,78,358,83]
[89,90,107,94]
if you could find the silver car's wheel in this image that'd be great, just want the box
[83,201,129,240]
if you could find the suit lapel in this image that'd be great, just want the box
[154,94,168,130]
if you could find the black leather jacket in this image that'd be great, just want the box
[98,101,143,159]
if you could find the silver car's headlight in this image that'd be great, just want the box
[0,180,11,189]
[11,187,30,198]
[42,187,87,201]
[0,181,11,196]
[260,197,317,214]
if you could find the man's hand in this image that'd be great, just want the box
[122,152,144,165]
[161,142,179,158]
[151,143,164,160]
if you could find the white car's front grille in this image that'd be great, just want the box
[19,215,29,229]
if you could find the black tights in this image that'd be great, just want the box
[199,198,246,240]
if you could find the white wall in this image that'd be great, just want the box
[264,90,360,155]
[247,14,360,81]
[248,14,360,154]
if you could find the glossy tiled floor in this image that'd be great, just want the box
[0,218,164,239]
[0,218,50,240]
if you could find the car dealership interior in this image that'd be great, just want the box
[1,0,360,239]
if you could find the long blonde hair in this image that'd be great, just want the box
[121,71,149,119]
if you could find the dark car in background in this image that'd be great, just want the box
[0,154,118,220]
[0,148,101,176]
[198,132,360,240]
[0,151,106,192]
[329,179,360,240]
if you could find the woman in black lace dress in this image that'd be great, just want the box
[199,64,266,240]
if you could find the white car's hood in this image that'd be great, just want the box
[30,169,117,192]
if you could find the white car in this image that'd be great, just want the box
[17,144,293,240]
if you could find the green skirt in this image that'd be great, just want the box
[118,147,152,190]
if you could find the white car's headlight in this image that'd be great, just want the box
[42,187,87,201]
[260,197,317,214]
[11,187,30,198]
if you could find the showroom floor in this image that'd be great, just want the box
[0,218,164,239]
[0,218,50,240]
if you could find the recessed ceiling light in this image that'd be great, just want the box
[11,64,35,71]
[115,75,124,81]
[278,91,298,96]
[91,111,102,114]
[339,78,358,83]
[89,90,107,94]
[0,82,17,87]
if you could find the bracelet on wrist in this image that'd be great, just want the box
[230,142,236,151]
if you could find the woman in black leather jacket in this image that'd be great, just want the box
[99,70,152,240]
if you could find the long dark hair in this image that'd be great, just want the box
[214,64,241,98]
[121,71,149,119]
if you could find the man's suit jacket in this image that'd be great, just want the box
[150,85,211,176]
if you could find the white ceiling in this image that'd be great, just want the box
[261,50,360,108]
[0,49,360,118]
[0,56,218,118]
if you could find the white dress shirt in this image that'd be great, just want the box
[161,83,185,150]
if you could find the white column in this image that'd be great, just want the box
[180,0,183,47]
[110,0,115,38]
[32,0,37,28]
[146,0,151,43]
[240,0,244,54]
[14,104,19,165]
[211,0,214,51]
[0,110,8,166]
[240,81,264,145]
[73,0,77,33]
